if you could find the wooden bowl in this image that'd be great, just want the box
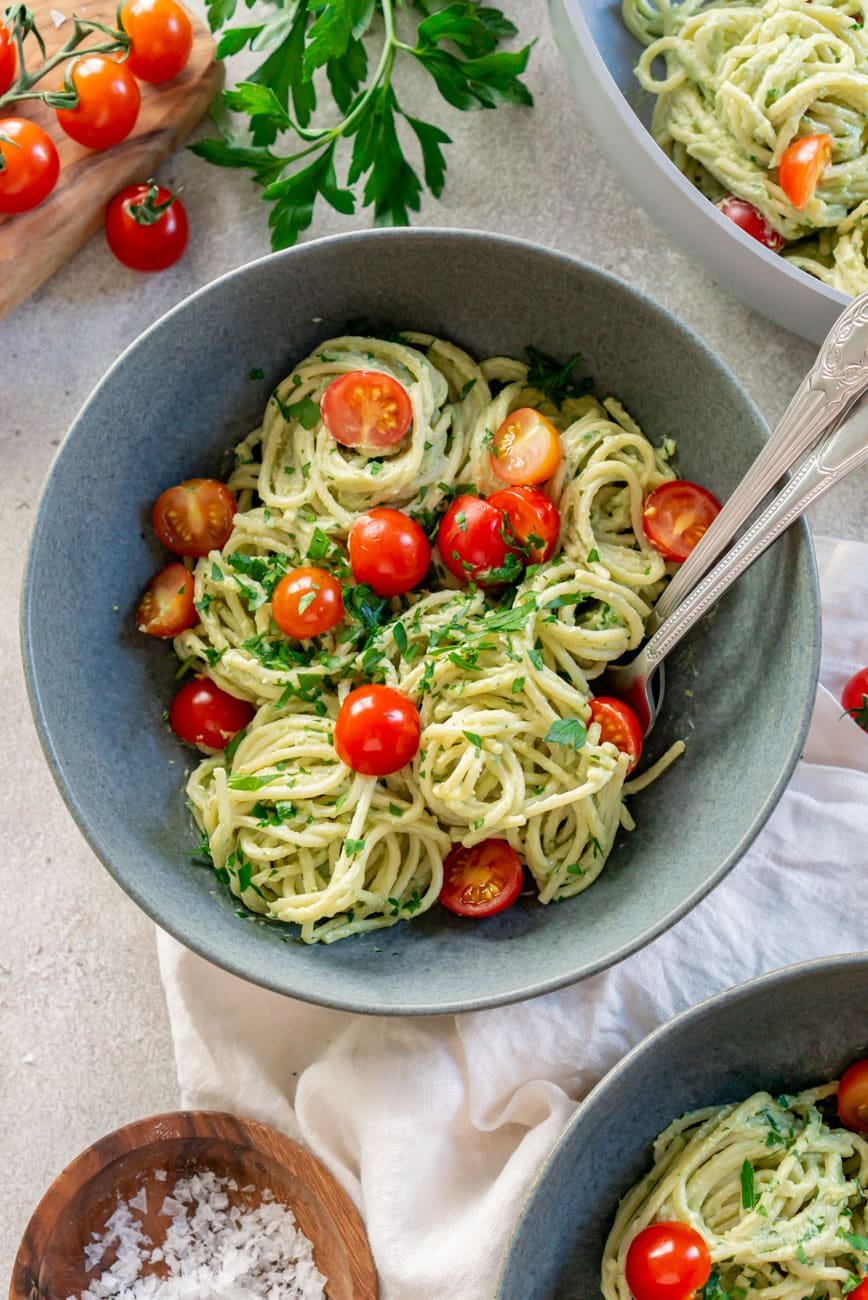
[11,1110,378,1300]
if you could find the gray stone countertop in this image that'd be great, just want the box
[2,0,865,1277]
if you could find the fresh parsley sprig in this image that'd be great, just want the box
[191,1,534,249]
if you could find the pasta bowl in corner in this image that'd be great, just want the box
[21,229,819,1014]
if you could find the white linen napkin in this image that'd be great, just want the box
[157,535,868,1300]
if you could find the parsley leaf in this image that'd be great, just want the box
[545,718,587,750]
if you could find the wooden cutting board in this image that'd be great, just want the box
[0,0,222,319]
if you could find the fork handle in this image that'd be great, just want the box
[646,289,868,634]
[640,398,868,671]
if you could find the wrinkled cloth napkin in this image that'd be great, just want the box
[157,535,868,1300]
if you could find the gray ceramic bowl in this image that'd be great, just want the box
[22,229,820,1014]
[549,0,847,344]
[497,953,868,1297]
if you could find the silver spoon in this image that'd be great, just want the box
[600,394,868,735]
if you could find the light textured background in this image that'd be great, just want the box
[2,0,866,1278]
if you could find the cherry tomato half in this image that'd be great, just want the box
[121,0,193,83]
[348,507,430,597]
[439,840,523,919]
[0,118,59,214]
[590,697,643,773]
[716,196,786,252]
[153,478,236,557]
[488,485,560,563]
[438,494,515,586]
[838,1058,868,1133]
[136,561,196,637]
[779,133,832,211]
[642,480,722,564]
[169,677,254,749]
[841,667,868,734]
[55,55,140,151]
[321,370,413,450]
[0,25,17,96]
[847,1279,868,1300]
[271,566,344,640]
[334,685,420,776]
[624,1222,712,1300]
[105,182,189,272]
[490,407,562,486]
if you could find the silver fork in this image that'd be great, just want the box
[646,288,868,637]
[600,395,868,735]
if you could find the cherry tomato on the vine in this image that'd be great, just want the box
[136,561,196,637]
[105,182,188,271]
[624,1221,712,1300]
[121,0,193,83]
[334,684,420,776]
[348,507,430,597]
[439,840,523,919]
[0,118,59,214]
[841,668,868,734]
[589,697,643,773]
[55,55,140,150]
[488,485,560,563]
[716,196,786,251]
[490,407,562,486]
[271,566,344,640]
[0,25,17,96]
[169,678,253,749]
[779,133,832,211]
[838,1058,868,1133]
[438,494,516,586]
[153,479,236,557]
[321,370,413,450]
[642,480,722,564]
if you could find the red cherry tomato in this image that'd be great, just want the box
[0,118,59,214]
[320,370,413,450]
[590,697,643,773]
[437,494,516,586]
[488,485,560,563]
[121,0,193,83]
[847,1280,868,1299]
[779,133,832,211]
[439,840,523,919]
[153,479,236,557]
[490,407,563,486]
[0,25,17,96]
[271,566,344,640]
[105,182,189,272]
[136,561,196,637]
[334,685,420,776]
[642,480,722,563]
[55,55,140,150]
[348,507,431,597]
[624,1222,712,1300]
[841,667,868,734]
[169,678,254,749]
[716,196,786,251]
[838,1058,868,1133]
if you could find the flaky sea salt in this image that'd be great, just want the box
[68,1170,327,1300]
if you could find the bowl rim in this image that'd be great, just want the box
[495,948,868,1295]
[549,0,849,337]
[20,226,822,1014]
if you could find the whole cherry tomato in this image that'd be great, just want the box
[642,480,722,563]
[437,494,516,586]
[55,55,141,150]
[0,24,17,96]
[169,678,253,748]
[321,370,413,450]
[271,566,344,639]
[348,507,431,597]
[838,1058,868,1133]
[624,1221,712,1300]
[136,561,196,637]
[439,840,523,918]
[589,697,643,773]
[121,0,193,82]
[716,196,786,251]
[841,668,868,733]
[105,182,189,271]
[0,118,59,214]
[779,133,832,211]
[153,479,236,557]
[333,684,420,776]
[490,407,562,485]
[488,485,560,563]
[847,1279,868,1299]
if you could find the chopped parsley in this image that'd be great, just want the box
[545,718,587,750]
